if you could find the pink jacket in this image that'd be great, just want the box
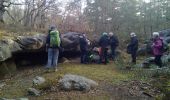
[152,38,163,56]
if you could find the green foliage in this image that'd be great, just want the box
[85,0,170,37]
[151,68,170,100]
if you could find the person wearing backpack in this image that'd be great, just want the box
[79,33,89,64]
[99,32,110,64]
[46,26,61,72]
[109,32,119,60]
[152,32,163,68]
[127,32,138,64]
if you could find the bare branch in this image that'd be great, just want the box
[10,2,25,5]
[3,2,25,8]
[5,9,16,22]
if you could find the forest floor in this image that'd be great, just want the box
[0,59,170,100]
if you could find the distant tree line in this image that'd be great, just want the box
[0,0,170,36]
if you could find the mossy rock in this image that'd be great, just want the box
[33,78,58,91]
[0,59,17,78]
[0,43,11,61]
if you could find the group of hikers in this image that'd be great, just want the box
[45,26,165,72]
[79,32,120,64]
[80,32,139,65]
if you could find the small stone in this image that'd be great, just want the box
[61,57,70,63]
[33,76,45,86]
[0,83,6,89]
[0,98,15,100]
[16,98,29,100]
[28,88,40,96]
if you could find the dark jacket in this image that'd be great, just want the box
[79,36,88,51]
[99,35,110,48]
[110,36,119,47]
[127,37,138,54]
[46,29,52,46]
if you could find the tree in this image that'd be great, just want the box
[0,0,23,23]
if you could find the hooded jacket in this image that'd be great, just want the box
[110,35,119,47]
[127,36,138,54]
[79,36,88,51]
[152,38,163,56]
[99,35,110,48]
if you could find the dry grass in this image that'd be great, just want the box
[0,62,163,99]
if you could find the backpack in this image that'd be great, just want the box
[50,31,61,47]
[161,39,169,53]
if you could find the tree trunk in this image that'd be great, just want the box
[0,0,5,23]
[0,11,4,23]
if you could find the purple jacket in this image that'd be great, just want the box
[152,38,163,56]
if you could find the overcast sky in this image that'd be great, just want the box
[16,0,151,4]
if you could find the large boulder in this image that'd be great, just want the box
[15,32,82,51]
[59,74,98,92]
[142,54,170,68]
[61,32,82,51]
[142,57,155,68]
[16,34,46,50]
[0,39,21,61]
[0,32,84,62]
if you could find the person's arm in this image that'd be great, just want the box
[129,38,136,47]
[99,37,102,46]
[46,34,50,51]
[59,35,62,48]
[115,36,119,46]
[46,34,50,45]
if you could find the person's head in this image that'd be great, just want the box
[102,32,108,36]
[109,32,114,37]
[50,25,56,31]
[152,32,159,39]
[130,32,136,37]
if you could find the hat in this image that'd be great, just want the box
[152,32,159,37]
[130,32,136,37]
[102,32,108,36]
[109,32,114,36]
[50,25,56,30]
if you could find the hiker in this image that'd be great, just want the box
[152,32,163,68]
[46,26,61,72]
[99,32,110,64]
[127,32,138,64]
[79,33,88,64]
[109,32,119,60]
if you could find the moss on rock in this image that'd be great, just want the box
[0,59,17,78]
